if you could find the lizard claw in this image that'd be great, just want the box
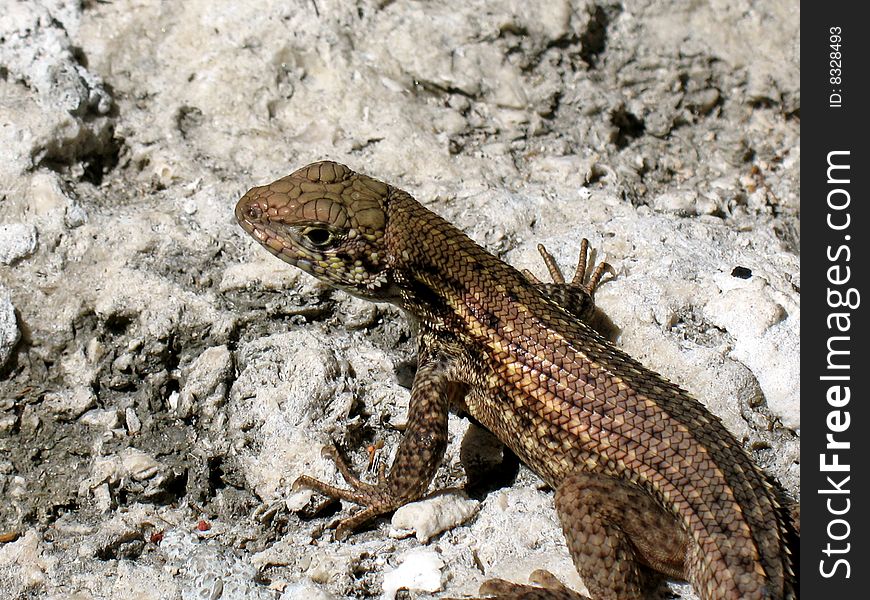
[292,443,407,540]
[320,444,366,489]
[293,444,377,502]
[292,471,384,540]
[535,239,614,297]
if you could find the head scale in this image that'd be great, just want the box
[235,161,396,299]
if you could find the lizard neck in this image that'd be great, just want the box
[384,189,523,335]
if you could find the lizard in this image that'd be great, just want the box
[234,161,795,600]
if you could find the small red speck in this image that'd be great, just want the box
[196,520,211,532]
[150,531,164,544]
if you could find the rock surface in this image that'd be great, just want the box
[0,1,799,598]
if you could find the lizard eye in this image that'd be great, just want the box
[302,227,335,247]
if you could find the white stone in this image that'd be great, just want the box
[390,492,479,542]
[0,290,20,368]
[0,224,37,265]
[381,548,445,600]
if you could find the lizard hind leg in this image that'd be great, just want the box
[461,472,687,600]
[554,472,689,600]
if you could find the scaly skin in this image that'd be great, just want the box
[235,161,795,600]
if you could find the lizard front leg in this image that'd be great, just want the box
[294,347,461,540]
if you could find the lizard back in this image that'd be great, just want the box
[382,187,791,600]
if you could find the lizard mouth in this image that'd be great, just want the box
[235,193,308,268]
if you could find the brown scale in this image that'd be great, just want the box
[235,161,796,600]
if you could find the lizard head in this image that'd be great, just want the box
[235,161,398,300]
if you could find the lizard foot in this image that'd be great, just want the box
[522,239,614,296]
[293,359,453,540]
[293,444,399,540]
[523,239,617,338]
[445,570,590,600]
